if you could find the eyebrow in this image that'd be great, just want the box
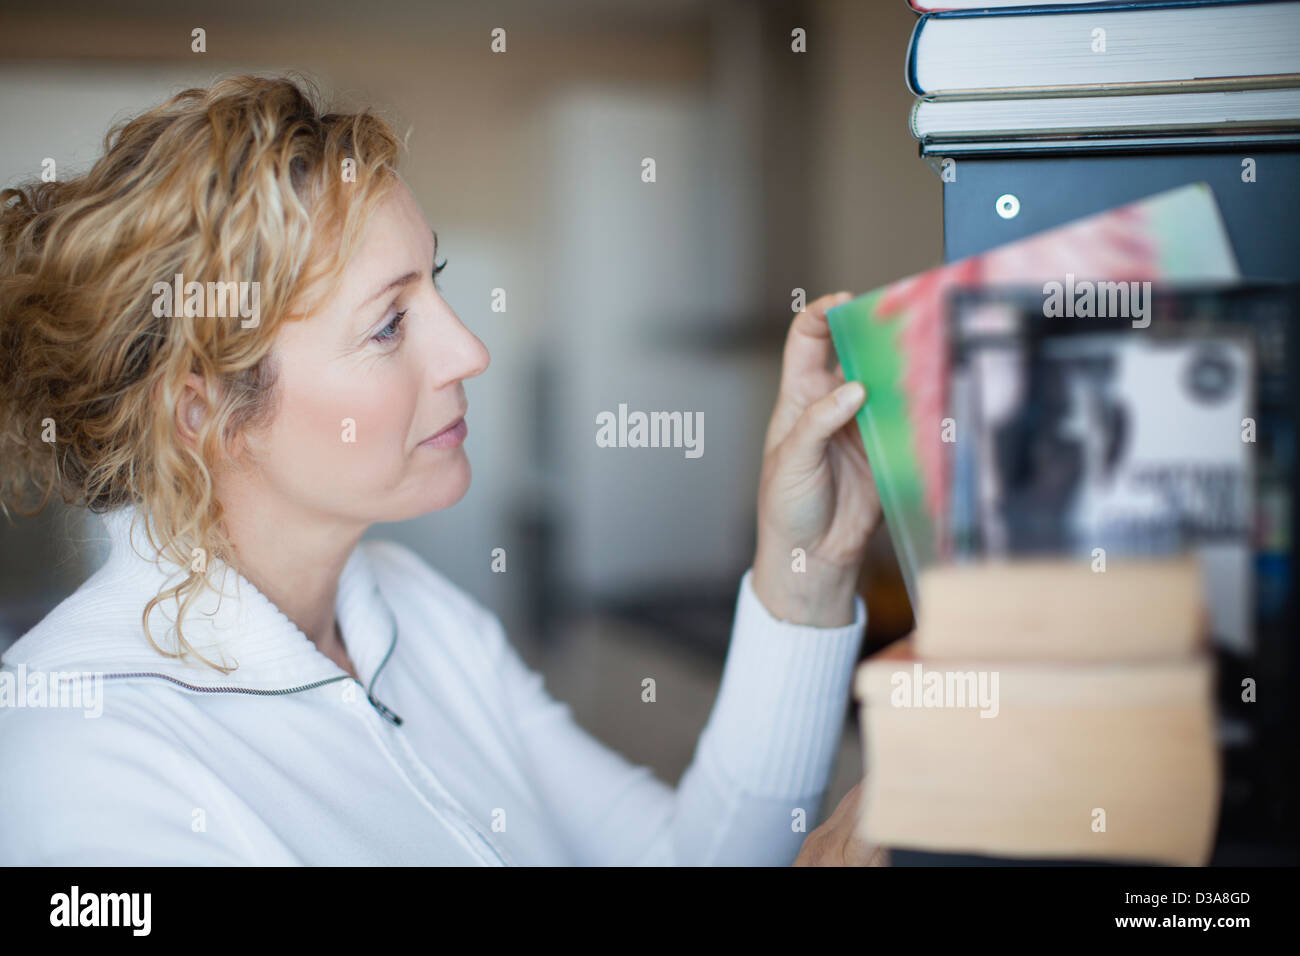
[359,229,439,309]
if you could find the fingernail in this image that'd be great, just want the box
[838,381,865,409]
[836,291,853,303]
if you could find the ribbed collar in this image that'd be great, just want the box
[4,503,398,693]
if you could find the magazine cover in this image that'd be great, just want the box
[951,299,1254,652]
[947,282,1297,658]
[826,182,1240,611]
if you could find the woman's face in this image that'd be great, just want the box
[235,178,490,527]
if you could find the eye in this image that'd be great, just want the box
[373,309,408,345]
[433,257,447,290]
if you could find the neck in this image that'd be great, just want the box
[214,485,366,657]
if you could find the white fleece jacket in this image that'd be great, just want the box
[0,505,866,865]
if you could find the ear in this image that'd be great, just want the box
[174,372,208,450]
[166,372,251,461]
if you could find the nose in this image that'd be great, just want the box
[430,305,490,389]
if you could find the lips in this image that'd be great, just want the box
[419,407,468,447]
[426,417,462,441]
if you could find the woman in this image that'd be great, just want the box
[0,74,882,865]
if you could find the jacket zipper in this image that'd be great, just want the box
[365,626,404,725]
[96,624,406,726]
[96,671,403,723]
[76,589,409,723]
[99,671,353,698]
[383,723,510,866]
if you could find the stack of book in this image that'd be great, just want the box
[905,0,1300,152]
[852,556,1222,865]
[823,0,1299,868]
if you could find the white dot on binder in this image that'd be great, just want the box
[995,194,1020,219]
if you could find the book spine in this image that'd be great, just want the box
[916,130,1300,154]
[904,15,927,97]
[917,75,1300,102]
[922,0,1280,19]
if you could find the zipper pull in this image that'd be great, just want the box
[368,693,404,726]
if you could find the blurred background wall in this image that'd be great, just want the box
[0,0,937,810]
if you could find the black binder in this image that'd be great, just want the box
[937,139,1300,281]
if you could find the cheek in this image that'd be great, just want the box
[272,361,418,478]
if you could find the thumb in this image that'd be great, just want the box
[784,381,865,473]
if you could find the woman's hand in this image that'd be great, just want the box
[792,779,889,866]
[752,291,882,627]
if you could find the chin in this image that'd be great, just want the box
[399,453,473,520]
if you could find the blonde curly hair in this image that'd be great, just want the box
[0,73,405,670]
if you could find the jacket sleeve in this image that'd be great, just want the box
[485,567,867,865]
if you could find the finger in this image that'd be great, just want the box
[841,799,883,867]
[844,831,888,867]
[780,291,853,397]
[782,380,866,476]
[836,781,880,866]
[826,779,864,823]
[767,368,854,437]
[833,421,871,474]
